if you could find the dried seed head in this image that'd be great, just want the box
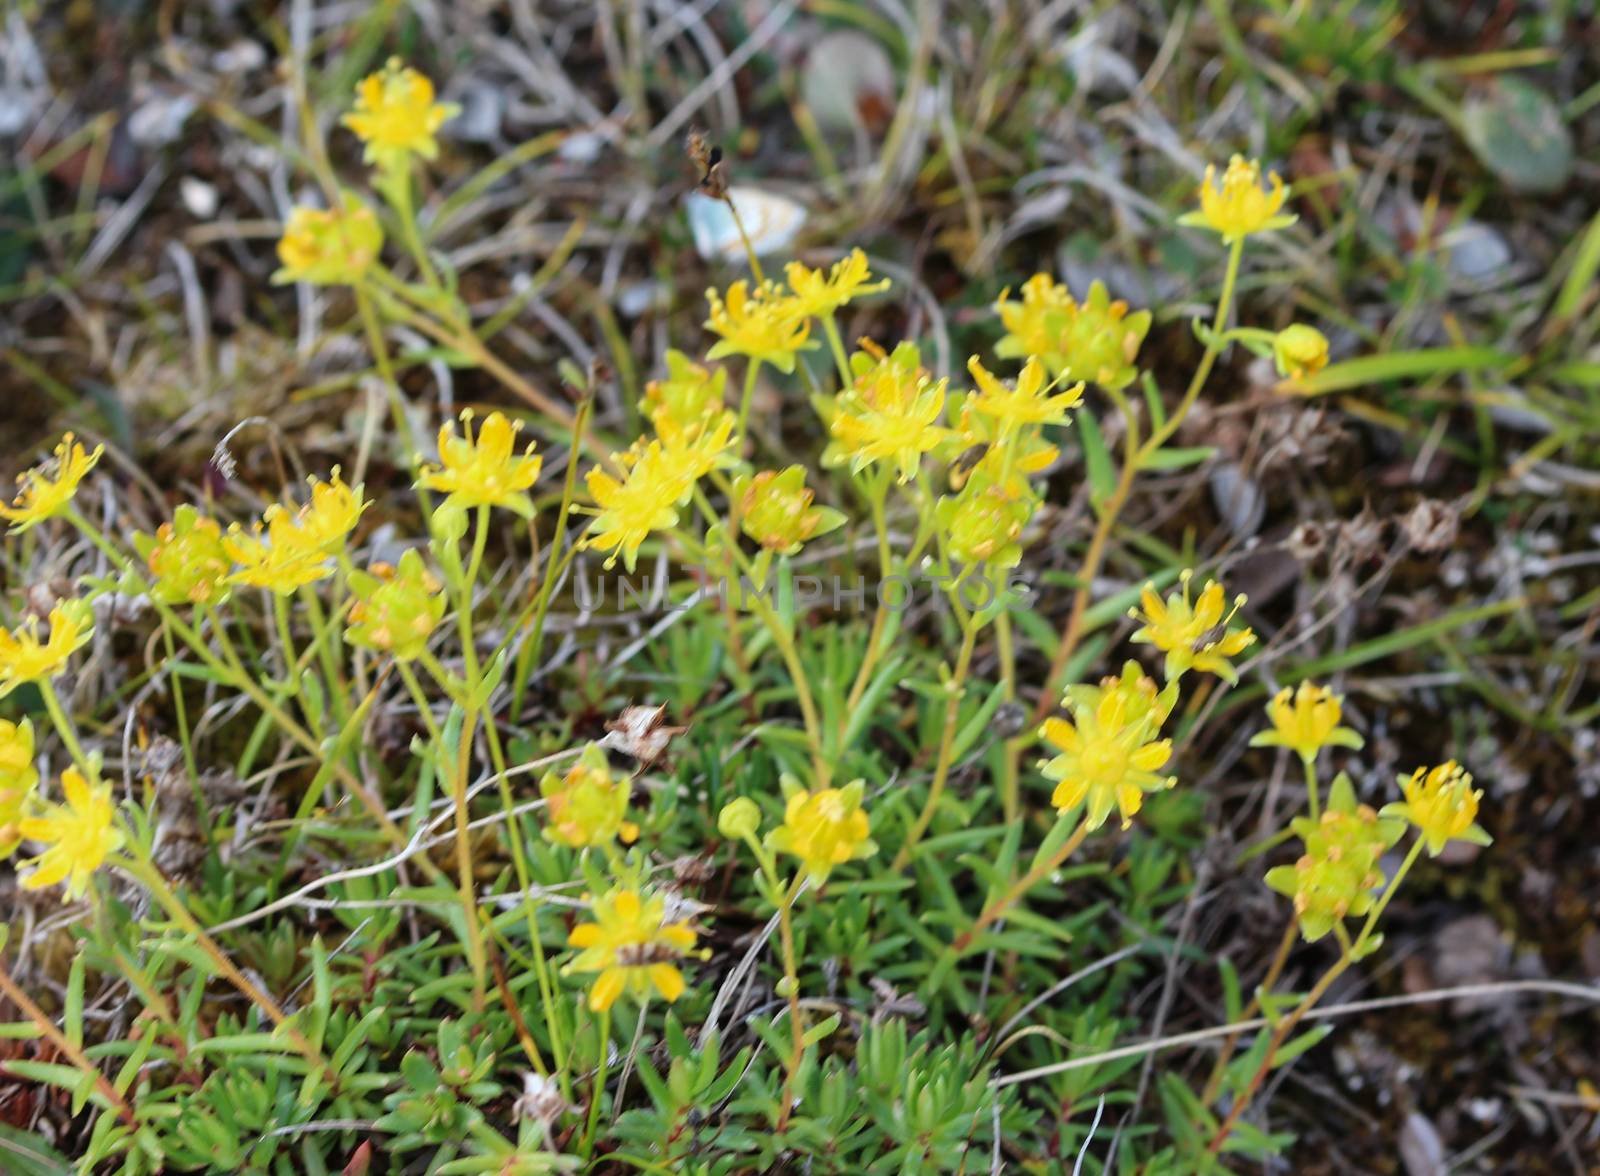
[1287,521,1328,564]
[600,703,687,765]
[1401,498,1460,554]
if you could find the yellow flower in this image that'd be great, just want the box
[1038,687,1175,831]
[0,433,103,532]
[564,886,701,1012]
[1251,682,1363,763]
[963,356,1084,433]
[1381,761,1491,858]
[0,600,94,698]
[823,341,950,483]
[1179,155,1296,244]
[766,778,877,885]
[659,412,737,482]
[1061,660,1179,735]
[1273,324,1329,384]
[134,506,232,608]
[346,550,447,661]
[539,744,639,849]
[0,718,39,858]
[224,509,331,595]
[583,441,693,572]
[341,58,459,166]
[297,469,367,554]
[644,351,728,440]
[417,410,543,518]
[18,766,125,898]
[994,276,1152,390]
[1266,774,1405,942]
[704,280,815,373]
[783,249,890,318]
[734,466,846,555]
[273,196,383,286]
[1129,570,1256,684]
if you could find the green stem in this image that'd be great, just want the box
[736,359,762,448]
[0,956,136,1127]
[511,394,592,717]
[382,160,441,290]
[1207,833,1424,1154]
[892,611,981,869]
[1303,756,1321,821]
[37,679,92,776]
[774,874,807,1131]
[821,313,852,388]
[1033,238,1243,716]
[580,1007,613,1157]
[948,817,1092,955]
[121,854,336,1086]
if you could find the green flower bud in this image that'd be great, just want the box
[735,466,846,556]
[133,505,233,608]
[346,548,447,661]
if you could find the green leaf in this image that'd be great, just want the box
[1078,409,1116,505]
[1292,347,1512,396]
[1140,446,1215,472]
[1461,76,1573,194]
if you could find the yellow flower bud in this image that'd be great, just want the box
[1273,324,1330,383]
[717,797,761,841]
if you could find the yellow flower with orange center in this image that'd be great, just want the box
[134,506,232,608]
[0,433,102,532]
[564,886,701,1012]
[18,766,125,898]
[735,466,846,556]
[1179,155,1296,244]
[346,550,447,661]
[341,58,459,166]
[0,600,94,697]
[994,276,1152,391]
[1129,571,1256,684]
[417,410,543,518]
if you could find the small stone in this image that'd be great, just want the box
[180,176,218,219]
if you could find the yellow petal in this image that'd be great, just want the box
[648,964,686,1003]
